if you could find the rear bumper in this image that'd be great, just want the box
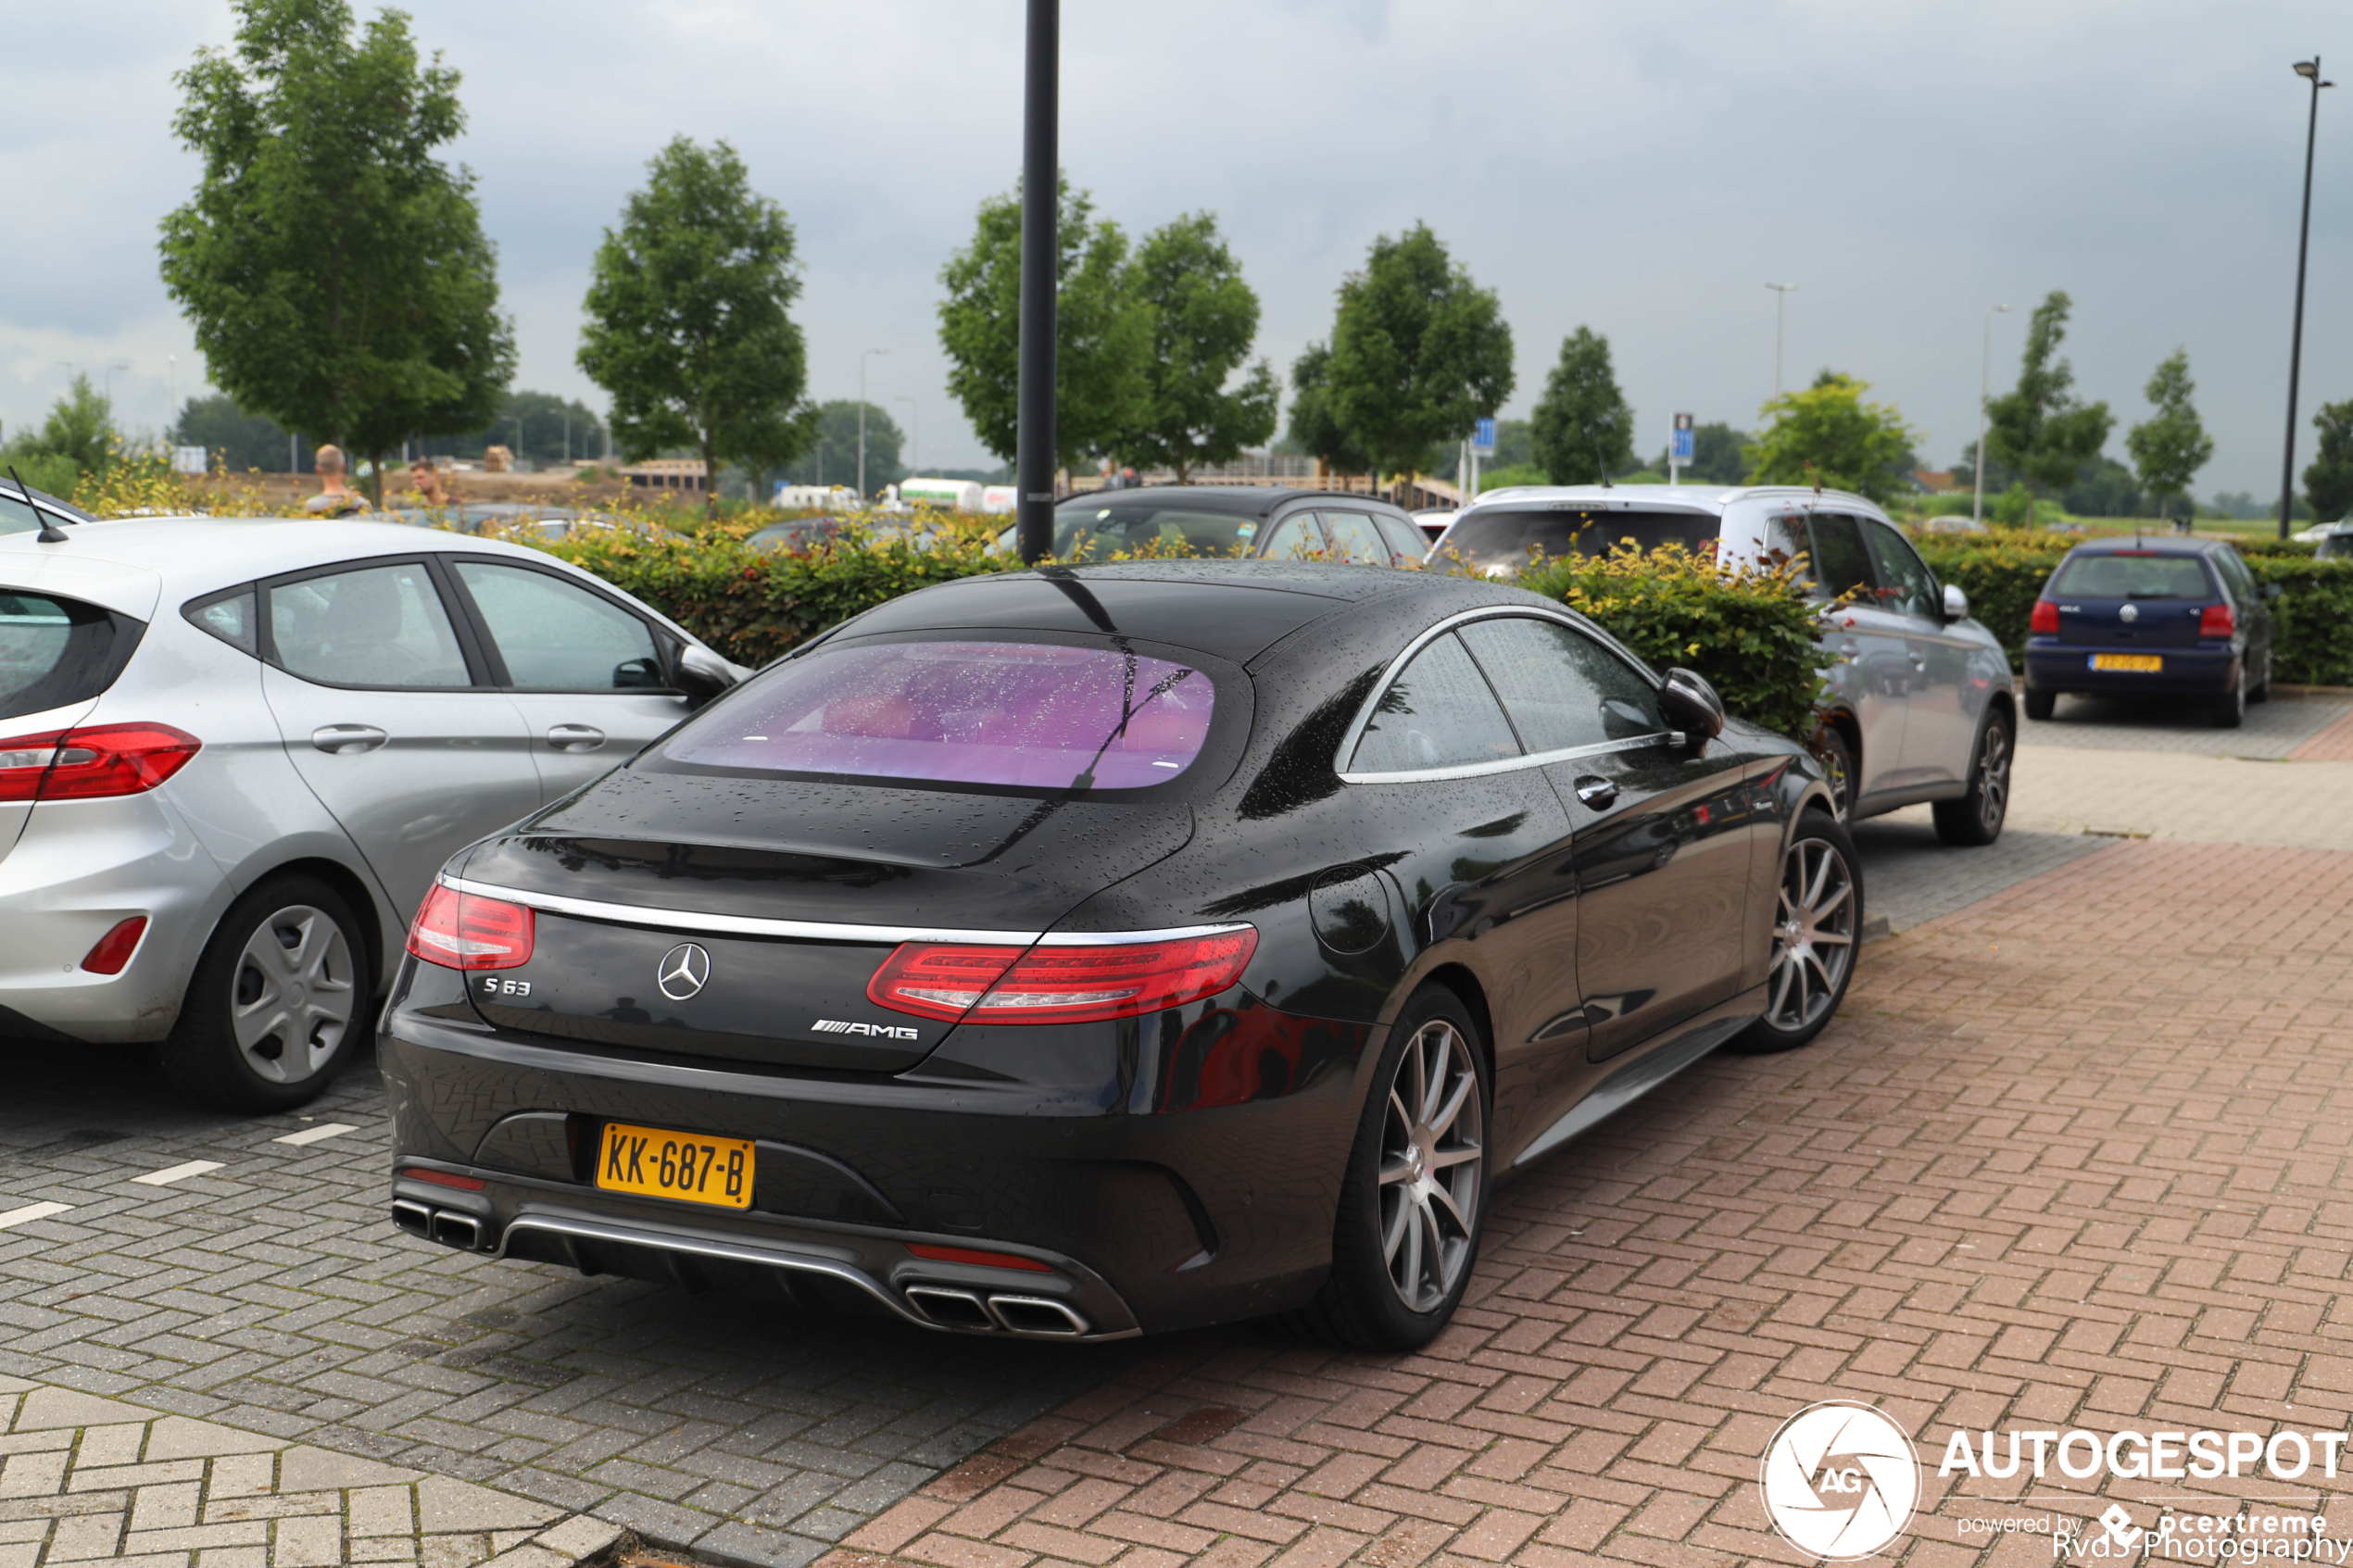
[380,958,1376,1337]
[0,794,226,1044]
[2023,643,2237,696]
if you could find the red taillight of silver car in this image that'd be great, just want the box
[0,723,202,803]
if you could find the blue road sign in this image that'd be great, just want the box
[1471,417,1496,457]
[1669,412,1695,465]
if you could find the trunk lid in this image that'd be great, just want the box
[2048,552,2218,649]
[452,771,1194,1072]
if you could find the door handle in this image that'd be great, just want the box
[546,724,607,753]
[310,724,388,755]
[1572,774,1618,809]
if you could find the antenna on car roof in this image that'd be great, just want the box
[10,467,69,544]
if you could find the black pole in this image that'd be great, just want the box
[1014,0,1059,564]
[2280,57,2328,540]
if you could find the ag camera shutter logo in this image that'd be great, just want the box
[1760,1401,1920,1561]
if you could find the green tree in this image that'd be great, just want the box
[1743,371,1921,504]
[170,394,289,473]
[158,0,515,505]
[2303,399,2353,521]
[1982,291,2113,509]
[1529,327,1633,484]
[578,137,817,512]
[937,174,1150,470]
[4,375,120,479]
[1324,222,1513,477]
[2121,350,2212,521]
[1284,341,1368,474]
[778,401,907,495]
[1119,213,1277,482]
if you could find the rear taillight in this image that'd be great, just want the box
[0,724,201,804]
[2030,600,2060,635]
[867,929,1258,1026]
[80,917,149,975]
[2200,602,2235,637]
[406,884,535,971]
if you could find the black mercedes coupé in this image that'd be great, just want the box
[383,561,1860,1348]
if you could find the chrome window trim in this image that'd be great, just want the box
[437,875,1247,947]
[1331,606,1672,784]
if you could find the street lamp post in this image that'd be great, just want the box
[2280,56,2334,540]
[1014,0,1059,563]
[858,348,888,499]
[1765,282,1798,395]
[895,396,919,477]
[1973,304,2012,529]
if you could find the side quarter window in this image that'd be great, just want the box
[1317,510,1390,565]
[1258,513,1327,560]
[1348,632,1522,774]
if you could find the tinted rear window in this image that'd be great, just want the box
[2050,553,2217,600]
[0,591,135,721]
[1439,508,1718,571]
[661,640,1218,792]
[1056,507,1252,560]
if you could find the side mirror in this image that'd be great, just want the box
[674,643,738,708]
[1658,667,1727,745]
[1942,582,1970,622]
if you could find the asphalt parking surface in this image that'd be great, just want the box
[4,697,2345,1566]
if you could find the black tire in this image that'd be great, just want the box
[159,874,371,1113]
[1730,810,1861,1055]
[2023,686,2057,721]
[1810,726,1856,823]
[2214,671,2246,729]
[1931,710,2012,847]
[2250,652,2271,704]
[1287,985,1490,1351]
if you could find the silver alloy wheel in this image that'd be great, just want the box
[230,904,357,1084]
[1378,1019,1484,1313]
[1975,723,2011,835]
[1766,838,1856,1033]
[1817,736,1854,822]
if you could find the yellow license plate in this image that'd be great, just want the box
[2091,653,2163,672]
[595,1121,754,1209]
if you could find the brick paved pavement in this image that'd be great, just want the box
[2290,705,2353,762]
[2018,691,2349,759]
[1846,814,2109,935]
[819,839,2353,1567]
[0,1375,623,1568]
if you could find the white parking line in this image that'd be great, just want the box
[271,1123,358,1147]
[0,1202,73,1229]
[131,1160,225,1186]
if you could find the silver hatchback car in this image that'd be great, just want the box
[0,514,747,1110]
[1431,484,2018,842]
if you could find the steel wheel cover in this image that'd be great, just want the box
[1378,1019,1484,1313]
[230,904,356,1084]
[1977,724,2010,834]
[1766,838,1855,1033]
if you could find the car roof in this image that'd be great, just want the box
[2063,534,2226,555]
[828,559,1431,663]
[1455,482,1883,517]
[1053,486,1397,518]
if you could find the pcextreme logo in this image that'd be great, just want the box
[1760,1400,1922,1562]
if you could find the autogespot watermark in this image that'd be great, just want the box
[1757,1401,2353,1562]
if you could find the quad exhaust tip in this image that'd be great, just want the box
[392,1198,485,1252]
[904,1285,1088,1337]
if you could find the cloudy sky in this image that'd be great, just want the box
[5,0,2347,495]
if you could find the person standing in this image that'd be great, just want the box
[408,457,454,508]
[304,444,371,516]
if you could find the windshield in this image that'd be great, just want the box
[1438,507,1718,571]
[1,590,130,721]
[2049,553,2217,600]
[660,639,1217,792]
[1052,507,1253,560]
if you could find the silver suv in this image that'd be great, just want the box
[1,514,746,1110]
[1431,484,2017,842]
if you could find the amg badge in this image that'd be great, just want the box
[812,1019,922,1040]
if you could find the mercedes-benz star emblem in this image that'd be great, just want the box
[657,943,711,1001]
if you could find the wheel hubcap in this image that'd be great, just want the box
[1767,839,1855,1033]
[1378,1020,1483,1314]
[231,905,355,1084]
[1978,726,2010,831]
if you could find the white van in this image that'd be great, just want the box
[1430,483,2018,843]
[900,477,984,511]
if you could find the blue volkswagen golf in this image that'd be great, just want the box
[2023,537,2277,728]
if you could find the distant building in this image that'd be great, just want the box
[620,459,707,493]
[1913,469,1959,494]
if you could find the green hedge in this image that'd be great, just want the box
[1517,544,1831,740]
[1913,531,2353,685]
